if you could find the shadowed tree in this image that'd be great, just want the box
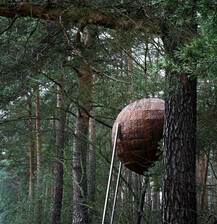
[51,76,66,224]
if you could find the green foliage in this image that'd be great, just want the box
[0,0,216,223]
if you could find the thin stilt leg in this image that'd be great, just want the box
[102,123,120,224]
[110,161,122,224]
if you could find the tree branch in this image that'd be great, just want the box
[0,3,161,33]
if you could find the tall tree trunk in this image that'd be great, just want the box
[163,71,197,223]
[51,79,66,224]
[72,64,92,224]
[35,86,43,224]
[136,178,148,224]
[72,111,89,224]
[72,27,93,224]
[87,108,96,223]
[46,116,56,196]
[27,95,35,199]
[151,178,161,224]
[133,173,142,221]
[162,2,197,223]
[125,171,133,220]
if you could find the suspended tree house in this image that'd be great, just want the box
[112,98,165,175]
[102,98,165,224]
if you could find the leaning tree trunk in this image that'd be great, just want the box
[51,78,66,224]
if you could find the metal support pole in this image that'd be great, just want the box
[101,123,120,224]
[110,161,122,224]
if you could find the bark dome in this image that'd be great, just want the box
[112,98,165,175]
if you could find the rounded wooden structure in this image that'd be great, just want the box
[112,98,165,175]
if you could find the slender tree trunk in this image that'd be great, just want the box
[197,152,209,212]
[51,79,66,224]
[133,173,142,221]
[126,171,133,220]
[72,64,92,224]
[152,184,160,212]
[151,179,161,224]
[211,153,217,214]
[35,86,43,224]
[46,116,56,196]
[27,95,35,199]
[127,48,133,76]
[136,178,148,224]
[87,108,96,223]
[200,154,209,212]
[46,163,54,196]
[72,111,89,224]
[72,27,93,224]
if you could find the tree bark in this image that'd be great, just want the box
[72,26,93,224]
[46,116,56,196]
[0,2,160,33]
[51,78,66,224]
[72,111,89,224]
[162,1,198,222]
[163,70,197,223]
[87,108,96,223]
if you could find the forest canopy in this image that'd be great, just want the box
[0,1,217,224]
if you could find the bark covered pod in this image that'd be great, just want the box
[112,98,165,175]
